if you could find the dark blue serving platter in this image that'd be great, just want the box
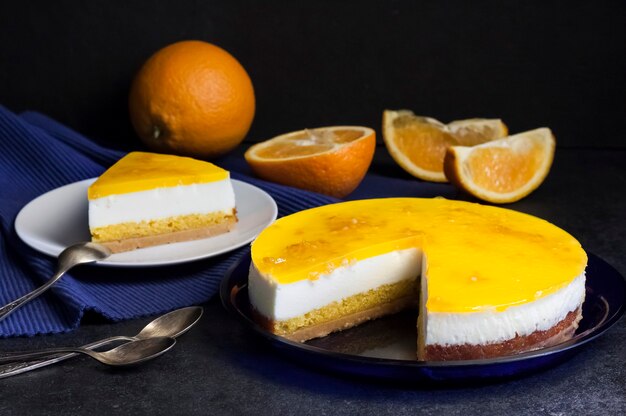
[220,252,625,383]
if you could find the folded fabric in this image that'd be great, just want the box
[0,105,454,337]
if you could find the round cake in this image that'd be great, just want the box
[248,198,587,360]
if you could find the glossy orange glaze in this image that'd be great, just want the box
[88,152,229,199]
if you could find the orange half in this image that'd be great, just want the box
[244,126,376,198]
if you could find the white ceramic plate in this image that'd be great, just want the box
[15,178,277,267]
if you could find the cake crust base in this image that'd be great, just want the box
[422,307,583,361]
[253,296,418,343]
[98,217,237,253]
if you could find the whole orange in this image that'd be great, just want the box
[129,40,255,159]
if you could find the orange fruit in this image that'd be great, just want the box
[382,110,508,182]
[129,40,255,159]
[244,126,376,198]
[444,128,556,203]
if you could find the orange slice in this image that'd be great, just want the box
[444,128,556,203]
[382,110,508,182]
[244,126,375,198]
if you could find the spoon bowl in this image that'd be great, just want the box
[57,241,111,269]
[86,337,177,366]
[136,306,204,339]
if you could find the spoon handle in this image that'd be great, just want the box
[0,335,132,377]
[0,269,66,322]
[0,347,89,363]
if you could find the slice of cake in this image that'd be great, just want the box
[248,198,587,360]
[88,152,237,253]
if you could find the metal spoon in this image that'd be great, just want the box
[0,242,111,322]
[0,337,176,367]
[0,306,203,378]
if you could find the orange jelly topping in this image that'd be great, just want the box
[88,152,229,199]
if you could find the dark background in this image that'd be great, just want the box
[1,0,624,151]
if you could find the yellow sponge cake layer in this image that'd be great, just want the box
[251,198,586,313]
[91,212,236,242]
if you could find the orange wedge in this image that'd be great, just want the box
[382,110,508,182]
[444,128,556,203]
[244,126,375,198]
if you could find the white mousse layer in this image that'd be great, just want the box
[89,179,235,228]
[425,273,586,346]
[249,248,422,321]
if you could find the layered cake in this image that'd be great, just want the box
[248,198,587,360]
[88,152,237,253]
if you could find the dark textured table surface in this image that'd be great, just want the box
[1,146,624,415]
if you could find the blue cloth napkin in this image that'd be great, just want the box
[0,105,455,337]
